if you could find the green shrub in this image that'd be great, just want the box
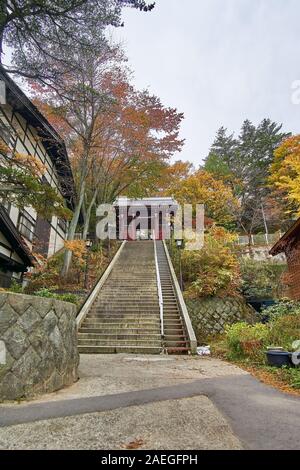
[169,227,241,298]
[225,309,300,362]
[225,322,269,361]
[34,288,55,298]
[8,280,23,293]
[265,366,300,389]
[33,288,79,305]
[239,258,286,299]
[268,313,300,351]
[281,367,300,389]
[55,293,79,304]
[262,299,300,321]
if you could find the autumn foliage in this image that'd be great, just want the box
[176,226,240,299]
[269,135,300,215]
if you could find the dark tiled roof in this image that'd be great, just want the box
[269,218,300,256]
[0,205,34,268]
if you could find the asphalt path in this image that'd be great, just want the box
[0,373,299,450]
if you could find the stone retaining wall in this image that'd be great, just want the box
[186,296,257,342]
[0,292,79,400]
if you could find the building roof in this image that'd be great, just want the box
[269,218,300,256]
[114,197,179,207]
[0,205,35,269]
[0,65,76,211]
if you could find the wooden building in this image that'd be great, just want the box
[0,66,75,287]
[270,218,300,300]
[113,197,178,241]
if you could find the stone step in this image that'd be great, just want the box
[80,322,161,333]
[91,308,160,313]
[165,347,190,354]
[87,310,159,320]
[164,334,187,340]
[78,338,162,346]
[81,318,160,324]
[164,341,188,347]
[96,296,159,300]
[78,333,161,340]
[83,318,160,325]
[82,322,161,329]
[94,303,160,308]
[92,303,159,312]
[78,345,162,354]
[79,327,161,334]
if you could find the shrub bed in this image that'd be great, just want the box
[212,301,300,391]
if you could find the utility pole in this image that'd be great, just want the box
[261,202,269,245]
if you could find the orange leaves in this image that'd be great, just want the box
[64,240,87,265]
[29,47,184,207]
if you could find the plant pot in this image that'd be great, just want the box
[266,350,292,368]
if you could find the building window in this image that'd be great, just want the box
[1,199,11,214]
[0,110,16,147]
[57,218,68,234]
[18,210,36,242]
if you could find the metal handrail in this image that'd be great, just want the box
[153,234,164,339]
[162,240,197,354]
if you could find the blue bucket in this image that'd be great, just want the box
[266,351,292,368]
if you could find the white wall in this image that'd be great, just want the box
[1,101,70,259]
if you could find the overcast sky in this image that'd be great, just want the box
[114,0,300,166]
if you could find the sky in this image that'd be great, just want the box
[113,0,300,166]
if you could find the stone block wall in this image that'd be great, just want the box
[0,292,79,400]
[186,296,257,342]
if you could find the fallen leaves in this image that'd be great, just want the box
[121,438,145,450]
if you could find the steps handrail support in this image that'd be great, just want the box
[153,233,164,339]
[162,240,197,354]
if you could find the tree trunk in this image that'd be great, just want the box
[0,1,7,63]
[60,179,86,277]
[82,188,98,241]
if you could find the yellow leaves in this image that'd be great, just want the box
[170,170,239,225]
[13,152,45,177]
[270,135,300,214]
[209,225,238,244]
[0,141,10,156]
[0,140,46,177]
[181,225,241,299]
[64,240,87,266]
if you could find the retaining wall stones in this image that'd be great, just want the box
[186,296,257,342]
[0,292,79,400]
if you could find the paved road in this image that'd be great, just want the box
[0,373,299,449]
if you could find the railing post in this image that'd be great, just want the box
[162,240,197,354]
[153,235,164,339]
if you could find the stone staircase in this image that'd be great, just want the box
[155,241,190,354]
[78,241,163,354]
